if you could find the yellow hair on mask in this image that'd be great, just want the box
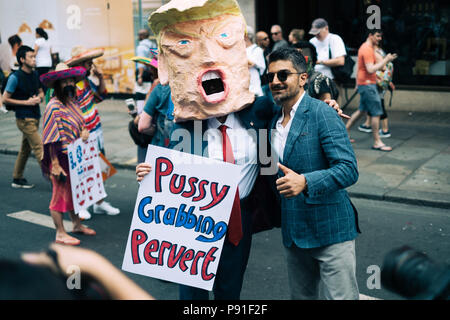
[149,0,244,49]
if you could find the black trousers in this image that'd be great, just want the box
[179,197,253,300]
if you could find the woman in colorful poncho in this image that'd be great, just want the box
[40,63,96,246]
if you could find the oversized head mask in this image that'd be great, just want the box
[149,0,255,121]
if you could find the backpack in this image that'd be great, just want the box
[377,62,394,91]
[376,50,395,106]
[128,119,154,148]
[0,67,5,92]
[2,69,41,111]
[308,71,340,101]
[1,70,15,111]
[329,45,355,84]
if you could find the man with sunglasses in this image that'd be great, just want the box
[270,25,289,54]
[256,31,271,57]
[268,47,360,300]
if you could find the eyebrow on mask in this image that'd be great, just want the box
[211,18,240,36]
[162,26,200,42]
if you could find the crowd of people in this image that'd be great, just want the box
[0,31,121,228]
[0,0,399,301]
[129,18,397,161]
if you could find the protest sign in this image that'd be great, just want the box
[99,152,117,181]
[122,145,241,291]
[67,133,107,214]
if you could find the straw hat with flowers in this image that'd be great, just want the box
[65,45,104,67]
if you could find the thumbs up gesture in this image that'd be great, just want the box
[276,163,307,199]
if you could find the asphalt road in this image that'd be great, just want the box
[0,153,449,300]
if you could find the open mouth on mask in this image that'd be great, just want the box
[198,70,228,104]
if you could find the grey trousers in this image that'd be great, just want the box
[284,240,359,300]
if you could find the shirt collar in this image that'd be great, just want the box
[286,91,305,118]
[207,113,237,130]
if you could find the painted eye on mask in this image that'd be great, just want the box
[164,38,193,58]
[217,31,237,49]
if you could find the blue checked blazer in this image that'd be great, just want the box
[269,93,360,249]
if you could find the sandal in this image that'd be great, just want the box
[372,145,392,152]
[55,237,81,246]
[72,226,96,236]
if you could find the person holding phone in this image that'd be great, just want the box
[40,63,96,246]
[345,29,397,151]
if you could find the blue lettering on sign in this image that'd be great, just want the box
[76,145,83,163]
[137,196,228,243]
[69,152,77,170]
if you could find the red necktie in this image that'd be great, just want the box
[219,125,243,246]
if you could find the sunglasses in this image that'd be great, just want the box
[268,70,303,83]
[271,32,280,35]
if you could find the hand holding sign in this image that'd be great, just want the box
[123,145,240,291]
[81,128,90,142]
[136,163,152,182]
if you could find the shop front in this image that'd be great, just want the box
[256,0,450,89]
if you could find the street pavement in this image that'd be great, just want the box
[1,99,449,301]
[1,99,449,209]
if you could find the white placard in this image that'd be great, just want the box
[122,145,241,291]
[67,133,107,214]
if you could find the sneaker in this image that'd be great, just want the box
[11,178,34,189]
[0,105,8,114]
[93,201,120,216]
[78,209,92,220]
[358,124,372,133]
[379,129,391,138]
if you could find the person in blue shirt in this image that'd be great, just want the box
[2,45,44,189]
[138,83,173,149]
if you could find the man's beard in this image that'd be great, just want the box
[271,85,297,104]
[63,85,76,98]
[24,62,35,70]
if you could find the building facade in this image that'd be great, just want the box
[255,0,450,89]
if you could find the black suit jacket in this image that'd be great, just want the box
[168,96,281,234]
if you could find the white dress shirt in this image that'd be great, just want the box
[272,92,305,163]
[207,113,258,199]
